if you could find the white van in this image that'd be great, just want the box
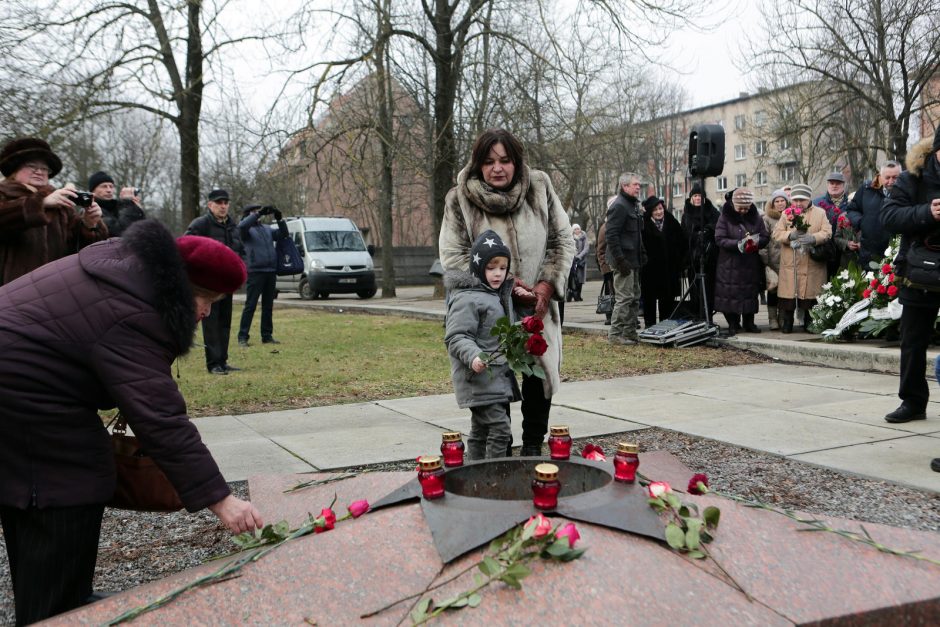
[276,217,377,299]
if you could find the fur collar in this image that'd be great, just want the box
[764,199,783,220]
[906,137,934,176]
[457,165,532,216]
[121,220,197,355]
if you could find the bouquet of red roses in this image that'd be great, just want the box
[479,315,548,379]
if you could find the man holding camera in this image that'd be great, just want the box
[88,170,145,237]
[185,189,245,374]
[237,204,288,346]
[0,137,107,286]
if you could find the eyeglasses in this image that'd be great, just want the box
[22,163,50,174]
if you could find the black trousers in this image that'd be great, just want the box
[202,293,233,371]
[521,373,552,447]
[238,272,277,342]
[0,504,104,626]
[898,303,939,412]
[643,296,676,328]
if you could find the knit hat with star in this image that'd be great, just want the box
[469,229,512,284]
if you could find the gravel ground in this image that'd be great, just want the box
[1,430,938,625]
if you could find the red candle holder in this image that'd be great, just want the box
[417,456,446,500]
[531,463,561,511]
[547,425,572,460]
[440,432,465,467]
[613,442,640,483]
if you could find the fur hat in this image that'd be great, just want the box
[732,188,754,208]
[642,195,664,212]
[88,171,114,192]
[0,137,62,178]
[689,183,704,197]
[175,235,247,294]
[207,188,230,202]
[469,229,511,285]
[790,183,813,201]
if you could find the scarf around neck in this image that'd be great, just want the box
[460,165,531,216]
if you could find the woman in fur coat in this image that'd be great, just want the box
[759,189,788,330]
[439,128,575,457]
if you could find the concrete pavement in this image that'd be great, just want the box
[209,283,940,494]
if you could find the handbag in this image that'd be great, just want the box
[596,281,614,314]
[809,238,837,263]
[109,413,183,512]
[276,236,304,276]
[901,235,940,291]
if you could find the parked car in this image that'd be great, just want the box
[276,217,376,299]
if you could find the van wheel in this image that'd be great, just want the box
[299,278,314,300]
[357,288,377,299]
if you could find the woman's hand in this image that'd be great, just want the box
[471,356,487,373]
[42,187,76,210]
[533,281,554,319]
[209,495,264,534]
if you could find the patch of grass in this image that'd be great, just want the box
[177,308,765,417]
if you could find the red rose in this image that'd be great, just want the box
[555,522,581,548]
[526,333,548,356]
[347,500,370,518]
[521,315,544,334]
[833,207,841,214]
[581,444,606,462]
[882,263,892,274]
[687,473,709,495]
[877,284,887,294]
[862,288,872,298]
[869,278,878,287]
[526,514,552,538]
[888,273,895,283]
[887,285,898,297]
[647,481,671,498]
[314,507,336,533]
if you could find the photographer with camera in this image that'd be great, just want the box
[0,137,107,286]
[881,128,940,478]
[88,170,146,237]
[237,203,288,347]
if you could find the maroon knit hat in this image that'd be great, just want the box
[175,235,246,294]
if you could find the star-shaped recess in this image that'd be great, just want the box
[371,457,665,563]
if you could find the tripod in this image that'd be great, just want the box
[669,177,717,329]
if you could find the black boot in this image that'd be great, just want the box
[723,313,740,337]
[802,309,813,332]
[742,314,761,333]
[781,310,794,334]
[520,444,543,457]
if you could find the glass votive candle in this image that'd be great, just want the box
[547,425,572,460]
[531,463,561,511]
[417,455,446,500]
[440,432,465,467]
[613,442,640,483]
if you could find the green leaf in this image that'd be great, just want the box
[500,574,521,590]
[665,493,682,510]
[473,573,484,587]
[665,523,686,550]
[559,547,587,562]
[703,506,721,529]
[449,597,469,609]
[504,563,531,580]
[685,526,701,551]
[531,365,546,379]
[545,540,571,557]
[411,597,431,622]
[482,556,501,576]
[687,549,706,559]
[468,593,482,608]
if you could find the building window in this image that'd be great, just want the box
[754,110,767,127]
[735,173,747,187]
[734,144,746,160]
[734,114,746,130]
[779,163,797,183]
[716,176,728,191]
[754,140,767,156]
[672,182,683,197]
[780,136,792,150]
[755,171,768,186]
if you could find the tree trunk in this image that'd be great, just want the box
[179,0,204,227]
[376,10,396,297]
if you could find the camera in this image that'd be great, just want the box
[73,191,94,208]
[134,187,142,197]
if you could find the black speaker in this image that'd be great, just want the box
[688,124,725,177]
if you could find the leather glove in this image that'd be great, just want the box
[532,281,554,320]
[798,234,816,246]
[273,209,283,221]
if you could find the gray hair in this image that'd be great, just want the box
[618,172,641,188]
[881,160,902,171]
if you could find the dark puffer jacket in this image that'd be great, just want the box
[847,178,891,268]
[0,219,231,511]
[98,197,146,237]
[713,202,769,314]
[640,209,687,300]
[606,189,646,272]
[238,212,288,273]
[185,211,245,258]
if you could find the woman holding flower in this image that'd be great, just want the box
[439,128,575,457]
[772,183,832,333]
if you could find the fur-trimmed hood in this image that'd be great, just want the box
[906,137,934,176]
[82,219,196,355]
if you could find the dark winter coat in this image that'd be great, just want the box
[640,210,687,300]
[595,222,610,275]
[239,212,288,273]
[680,195,720,273]
[98,197,146,238]
[0,180,108,286]
[814,192,856,272]
[0,220,231,511]
[881,137,940,309]
[713,202,769,314]
[606,189,646,272]
[185,211,245,258]
[444,270,520,409]
[846,177,891,268]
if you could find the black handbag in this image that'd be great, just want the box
[902,235,940,291]
[596,281,614,314]
[276,237,304,276]
[809,238,837,263]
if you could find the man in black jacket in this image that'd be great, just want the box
[847,160,902,269]
[185,189,246,374]
[606,172,647,345]
[880,127,940,474]
[88,170,146,237]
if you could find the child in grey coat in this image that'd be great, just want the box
[444,230,523,459]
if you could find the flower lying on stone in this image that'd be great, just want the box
[527,513,553,538]
[647,481,671,499]
[348,499,370,518]
[555,522,581,548]
[314,507,337,533]
[687,473,709,495]
[580,443,607,462]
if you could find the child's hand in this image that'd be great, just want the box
[512,284,537,307]
[471,357,487,373]
[513,285,533,298]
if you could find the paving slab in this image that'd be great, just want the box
[796,397,940,434]
[566,392,754,427]
[678,378,868,411]
[375,394,469,421]
[664,409,909,456]
[235,402,408,437]
[791,435,940,493]
[192,416,315,481]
